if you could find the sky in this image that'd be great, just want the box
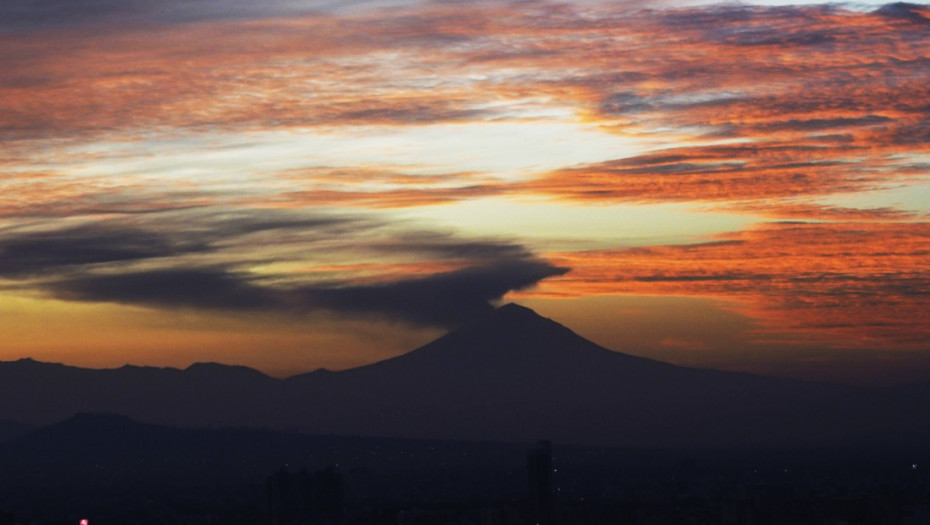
[0,0,928,385]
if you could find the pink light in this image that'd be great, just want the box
[80,520,89,525]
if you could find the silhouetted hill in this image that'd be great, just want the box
[0,413,537,501]
[1,304,928,447]
[284,304,895,445]
[0,358,280,428]
[0,419,33,443]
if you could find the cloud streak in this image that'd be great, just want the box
[48,259,568,327]
[0,211,567,327]
[1,0,928,380]
[0,225,208,276]
[3,2,927,213]
[534,222,930,350]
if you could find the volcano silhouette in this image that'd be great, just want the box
[0,304,924,447]
[282,304,893,446]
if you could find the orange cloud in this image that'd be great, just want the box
[0,11,509,139]
[533,221,930,350]
[521,143,885,203]
[3,3,924,140]
[3,2,927,214]
[711,202,923,221]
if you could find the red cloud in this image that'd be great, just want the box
[533,222,930,350]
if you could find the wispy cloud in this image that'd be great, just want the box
[0,225,208,276]
[536,222,930,350]
[0,210,566,326]
[4,2,927,210]
[2,0,928,376]
[46,254,567,327]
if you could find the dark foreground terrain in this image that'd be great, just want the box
[0,413,928,525]
[3,306,929,524]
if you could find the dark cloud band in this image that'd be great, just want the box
[0,212,568,327]
[48,259,569,327]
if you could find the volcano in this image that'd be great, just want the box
[1,304,925,447]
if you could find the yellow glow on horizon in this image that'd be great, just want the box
[0,292,441,376]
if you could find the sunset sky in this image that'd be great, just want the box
[1,0,928,385]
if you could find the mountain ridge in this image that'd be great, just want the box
[0,305,896,387]
[319,302,672,379]
[0,303,927,447]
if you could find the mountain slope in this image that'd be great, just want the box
[0,359,281,427]
[284,304,887,446]
[0,304,924,447]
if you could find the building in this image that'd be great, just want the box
[267,466,344,525]
[527,441,553,525]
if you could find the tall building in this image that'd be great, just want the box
[527,440,553,525]
[266,466,344,525]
